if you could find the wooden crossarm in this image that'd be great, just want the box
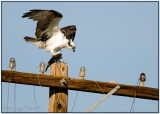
[1,70,159,100]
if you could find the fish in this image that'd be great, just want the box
[45,53,63,71]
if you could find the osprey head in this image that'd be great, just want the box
[67,39,76,52]
[60,25,77,52]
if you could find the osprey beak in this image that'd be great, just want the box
[73,46,76,52]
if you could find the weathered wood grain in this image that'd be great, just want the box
[1,70,159,100]
[48,62,68,112]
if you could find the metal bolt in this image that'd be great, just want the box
[60,78,66,86]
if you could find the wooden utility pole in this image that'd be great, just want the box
[48,62,68,112]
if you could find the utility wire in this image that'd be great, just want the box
[130,79,140,112]
[7,60,17,112]
[71,91,79,112]
[7,73,11,112]
[95,81,105,94]
[7,61,17,112]
[87,69,106,94]
[14,65,17,112]
[32,65,43,112]
[14,84,16,112]
[33,86,38,111]
[36,65,41,86]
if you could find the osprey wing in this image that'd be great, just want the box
[22,9,63,41]
[60,25,76,41]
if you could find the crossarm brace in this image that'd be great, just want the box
[85,85,120,112]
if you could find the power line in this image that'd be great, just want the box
[32,65,43,112]
[71,91,79,112]
[14,84,16,112]
[130,78,140,112]
[14,65,17,112]
[95,81,105,94]
[7,75,11,112]
[36,65,41,86]
[33,86,38,111]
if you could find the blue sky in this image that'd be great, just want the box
[2,1,158,112]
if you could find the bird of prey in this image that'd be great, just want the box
[22,9,76,71]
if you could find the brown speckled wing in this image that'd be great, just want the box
[22,9,63,41]
[60,25,76,41]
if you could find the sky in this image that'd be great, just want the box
[1,1,158,112]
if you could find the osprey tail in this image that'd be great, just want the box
[24,36,37,42]
[24,36,45,49]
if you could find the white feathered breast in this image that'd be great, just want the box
[45,31,68,52]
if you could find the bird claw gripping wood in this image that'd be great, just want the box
[45,53,63,71]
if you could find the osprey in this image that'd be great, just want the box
[22,9,76,71]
